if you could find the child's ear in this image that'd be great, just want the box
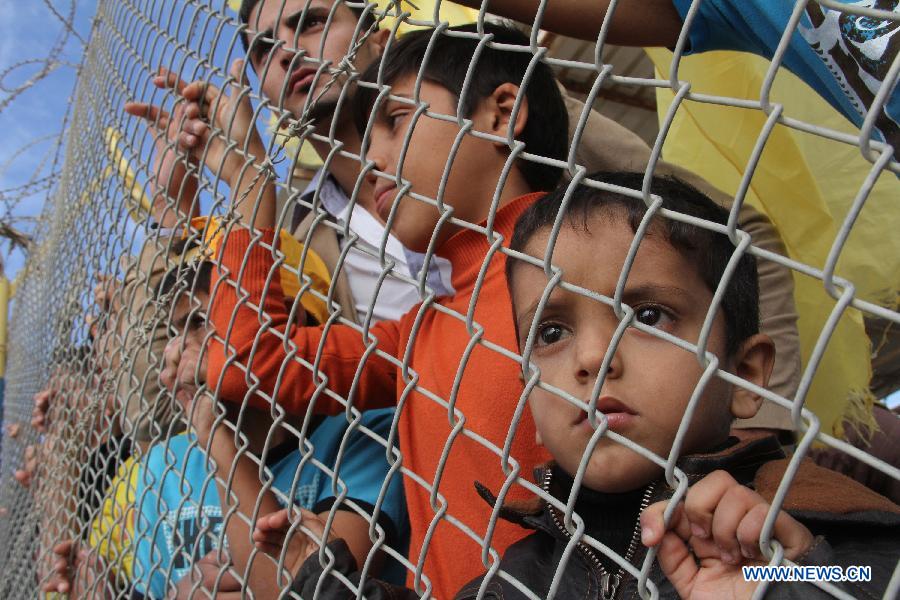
[729,334,776,419]
[368,28,392,57]
[481,82,528,143]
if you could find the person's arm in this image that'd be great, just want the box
[308,409,407,574]
[203,434,381,598]
[126,60,276,230]
[173,391,379,597]
[254,515,420,600]
[454,0,682,46]
[206,227,400,417]
[124,69,200,229]
[200,417,287,598]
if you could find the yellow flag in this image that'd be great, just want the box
[371,0,478,35]
[646,49,900,438]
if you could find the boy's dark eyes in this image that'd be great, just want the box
[172,312,206,334]
[187,314,207,331]
[634,305,674,329]
[535,323,569,347]
[286,12,328,34]
[386,110,408,129]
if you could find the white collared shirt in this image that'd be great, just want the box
[294,170,454,323]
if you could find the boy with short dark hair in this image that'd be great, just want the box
[206,22,569,596]
[268,171,899,599]
[480,171,898,599]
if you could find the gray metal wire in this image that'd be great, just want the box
[0,1,898,599]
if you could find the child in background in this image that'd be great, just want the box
[264,172,899,599]
[131,233,408,599]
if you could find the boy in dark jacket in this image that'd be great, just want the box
[471,171,899,600]
[258,171,899,599]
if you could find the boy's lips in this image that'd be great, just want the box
[574,397,637,433]
[373,184,397,220]
[289,68,317,94]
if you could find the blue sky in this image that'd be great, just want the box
[0,1,98,279]
[0,0,297,278]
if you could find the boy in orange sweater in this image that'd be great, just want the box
[205,23,568,596]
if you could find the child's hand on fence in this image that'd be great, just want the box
[162,332,215,441]
[168,550,243,599]
[93,274,121,315]
[5,422,20,438]
[42,539,109,597]
[167,59,266,196]
[125,69,199,226]
[31,388,52,432]
[161,334,207,398]
[88,274,122,339]
[253,508,331,576]
[640,470,814,600]
[13,444,37,488]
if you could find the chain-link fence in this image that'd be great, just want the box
[1,0,899,598]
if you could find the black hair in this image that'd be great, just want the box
[352,22,568,192]
[507,172,760,357]
[158,261,213,299]
[238,0,376,56]
[157,237,214,298]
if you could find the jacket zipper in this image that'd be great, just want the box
[542,469,657,600]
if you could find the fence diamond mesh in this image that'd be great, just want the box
[0,1,898,599]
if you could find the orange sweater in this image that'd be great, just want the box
[208,194,549,598]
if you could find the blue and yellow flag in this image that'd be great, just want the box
[647,49,900,438]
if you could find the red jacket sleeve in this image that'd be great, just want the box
[205,227,399,416]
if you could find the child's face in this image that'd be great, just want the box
[161,289,210,405]
[248,0,386,120]
[365,75,517,253]
[511,212,743,493]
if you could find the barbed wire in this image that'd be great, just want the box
[0,0,89,266]
[0,1,898,599]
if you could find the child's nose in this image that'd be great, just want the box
[275,43,297,74]
[364,141,390,183]
[575,333,622,383]
[161,337,184,388]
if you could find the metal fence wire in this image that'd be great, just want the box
[1,0,899,598]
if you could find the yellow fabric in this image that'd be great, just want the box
[87,455,140,580]
[189,216,333,325]
[646,49,900,438]
[227,0,478,31]
[105,128,152,222]
[373,0,478,35]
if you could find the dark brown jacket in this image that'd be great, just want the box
[292,435,900,599]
